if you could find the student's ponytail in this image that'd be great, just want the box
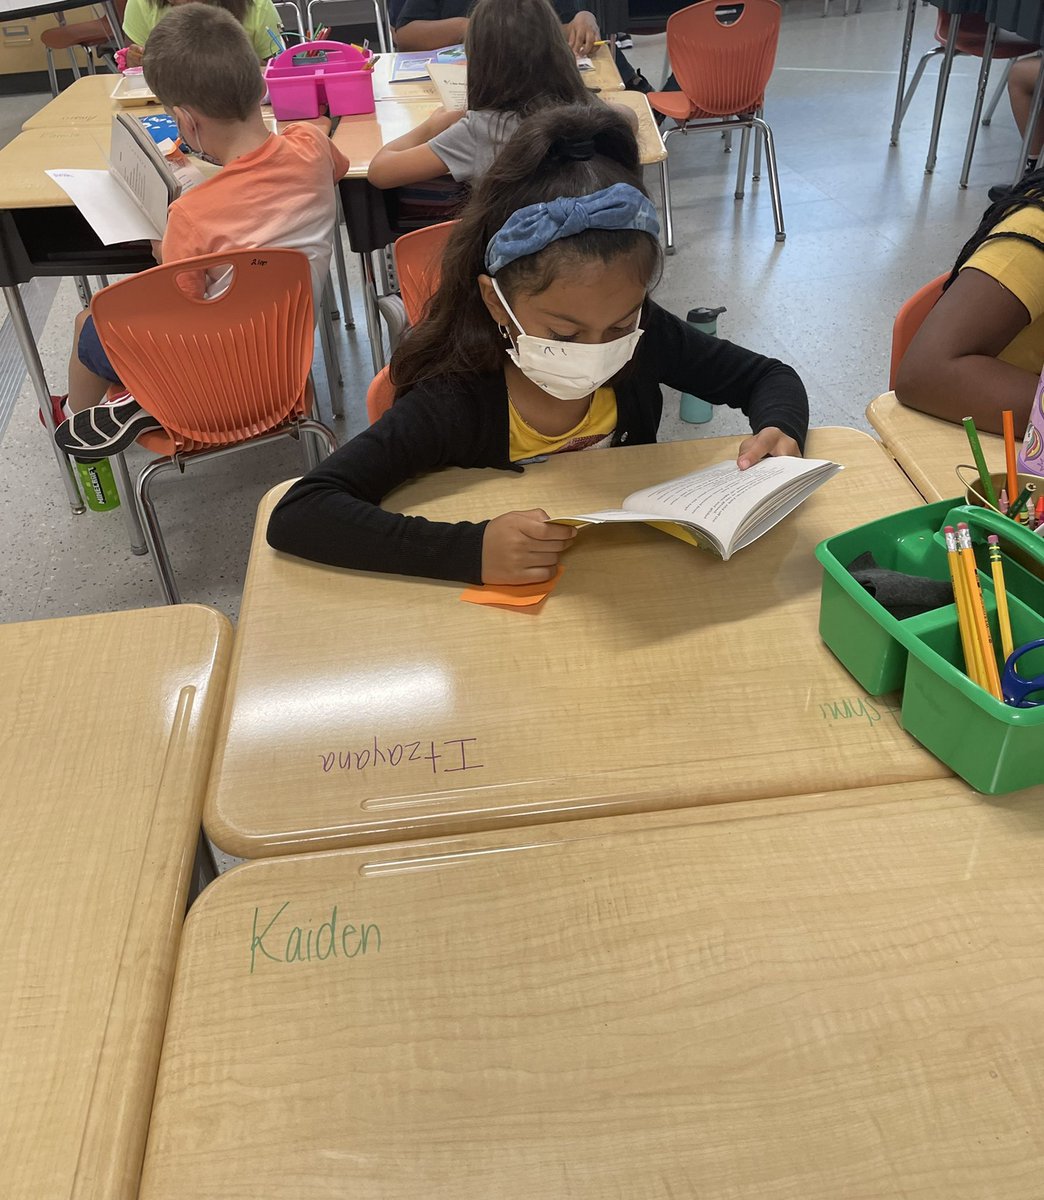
[392,104,660,392]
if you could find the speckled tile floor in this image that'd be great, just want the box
[0,1,1029,623]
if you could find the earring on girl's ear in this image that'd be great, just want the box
[498,323,513,346]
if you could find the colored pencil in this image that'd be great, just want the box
[986,534,1014,660]
[962,417,999,511]
[944,525,980,684]
[1002,409,1019,520]
[1008,484,1034,523]
[957,523,1003,700]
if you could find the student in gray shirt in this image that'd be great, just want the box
[367,0,596,191]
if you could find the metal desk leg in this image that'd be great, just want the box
[360,251,385,376]
[4,284,85,514]
[1013,58,1044,184]
[890,0,919,145]
[925,14,961,173]
[332,193,356,330]
[960,24,998,188]
[110,450,147,555]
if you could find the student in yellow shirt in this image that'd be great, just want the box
[896,169,1044,437]
[122,0,282,65]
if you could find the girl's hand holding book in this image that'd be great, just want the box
[482,509,577,585]
[737,426,802,471]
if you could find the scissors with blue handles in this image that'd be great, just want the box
[1002,639,1044,707]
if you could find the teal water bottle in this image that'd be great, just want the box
[74,456,121,512]
[680,306,727,424]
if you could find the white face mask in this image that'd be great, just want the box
[492,278,644,402]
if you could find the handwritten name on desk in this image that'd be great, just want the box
[319,736,484,776]
[818,696,902,729]
[251,903,381,973]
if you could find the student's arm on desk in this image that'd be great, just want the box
[647,302,809,459]
[895,267,1038,436]
[266,390,491,584]
[393,17,469,51]
[367,107,465,189]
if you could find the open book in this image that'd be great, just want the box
[428,62,467,110]
[551,456,842,560]
[47,111,202,245]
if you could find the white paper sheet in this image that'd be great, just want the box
[428,63,467,111]
[46,169,162,245]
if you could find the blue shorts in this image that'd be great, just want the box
[77,314,122,385]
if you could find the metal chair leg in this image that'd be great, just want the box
[1013,56,1044,184]
[891,0,921,145]
[45,48,59,97]
[960,24,998,188]
[298,417,338,460]
[110,450,147,555]
[136,457,182,605]
[925,16,961,173]
[658,156,675,256]
[982,57,1016,125]
[65,46,82,81]
[85,51,96,75]
[317,283,344,418]
[74,276,92,308]
[735,124,751,199]
[752,116,786,242]
[752,106,764,181]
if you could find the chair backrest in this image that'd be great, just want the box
[91,248,315,451]
[890,272,947,390]
[367,365,395,423]
[393,220,456,325]
[666,0,781,118]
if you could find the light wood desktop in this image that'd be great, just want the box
[372,41,623,103]
[140,775,1044,1200]
[867,391,1006,503]
[204,428,941,859]
[0,604,231,1200]
[0,125,112,207]
[335,87,662,178]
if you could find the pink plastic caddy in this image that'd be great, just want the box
[265,41,375,119]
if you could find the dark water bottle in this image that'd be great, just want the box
[74,456,120,512]
[680,306,726,424]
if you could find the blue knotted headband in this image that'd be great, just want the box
[484,182,661,276]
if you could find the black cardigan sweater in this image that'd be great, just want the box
[267,300,809,584]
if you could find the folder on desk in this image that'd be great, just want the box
[46,113,200,245]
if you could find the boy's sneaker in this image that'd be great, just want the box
[53,394,161,461]
[37,394,69,430]
[614,31,633,48]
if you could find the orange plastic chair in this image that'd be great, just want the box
[393,221,456,325]
[42,0,127,97]
[366,366,396,424]
[91,247,337,604]
[889,273,948,391]
[649,0,785,249]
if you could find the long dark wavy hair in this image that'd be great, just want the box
[390,103,663,392]
[945,165,1044,288]
[465,0,594,117]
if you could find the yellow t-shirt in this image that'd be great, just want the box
[508,386,617,463]
[960,205,1044,376]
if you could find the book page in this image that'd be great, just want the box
[391,51,438,81]
[622,457,840,556]
[45,169,163,244]
[108,115,174,235]
[428,63,467,111]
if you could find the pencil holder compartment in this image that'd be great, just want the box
[265,40,375,120]
[816,498,1044,794]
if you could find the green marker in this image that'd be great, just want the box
[962,416,999,511]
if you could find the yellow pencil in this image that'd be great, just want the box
[944,525,980,684]
[987,534,1014,659]
[956,522,1003,700]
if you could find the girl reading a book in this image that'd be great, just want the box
[268,104,809,585]
[368,0,606,191]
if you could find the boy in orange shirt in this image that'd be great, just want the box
[55,2,349,457]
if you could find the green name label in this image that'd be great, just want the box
[249,903,382,974]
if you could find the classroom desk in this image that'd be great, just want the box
[140,775,1044,1200]
[0,604,231,1200]
[371,41,623,102]
[204,427,946,859]
[867,390,1006,503]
